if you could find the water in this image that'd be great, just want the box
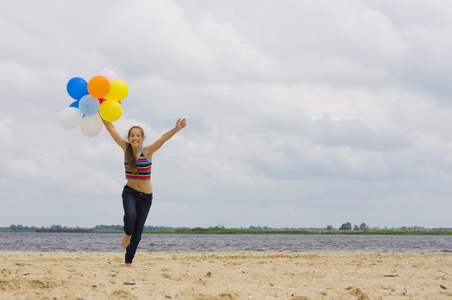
[0,232,451,252]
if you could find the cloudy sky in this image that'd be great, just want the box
[1,0,452,229]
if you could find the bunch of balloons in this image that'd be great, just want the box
[58,69,128,137]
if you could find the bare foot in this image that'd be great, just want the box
[125,263,133,267]
[122,234,131,248]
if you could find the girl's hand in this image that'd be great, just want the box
[176,118,187,130]
[146,118,187,155]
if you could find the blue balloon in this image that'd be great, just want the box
[69,100,79,108]
[67,77,88,100]
[79,95,100,116]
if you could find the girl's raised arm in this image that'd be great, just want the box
[102,119,128,151]
[145,118,186,156]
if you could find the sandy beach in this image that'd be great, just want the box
[0,251,451,299]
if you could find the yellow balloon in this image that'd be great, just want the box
[99,100,122,122]
[106,79,128,101]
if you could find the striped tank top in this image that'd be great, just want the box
[124,149,152,181]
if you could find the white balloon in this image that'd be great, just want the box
[58,107,83,130]
[80,114,102,137]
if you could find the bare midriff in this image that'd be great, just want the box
[127,180,152,194]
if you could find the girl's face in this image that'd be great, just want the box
[128,128,144,147]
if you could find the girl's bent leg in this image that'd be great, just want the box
[122,187,137,236]
[125,193,152,264]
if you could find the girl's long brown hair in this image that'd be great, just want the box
[125,126,145,175]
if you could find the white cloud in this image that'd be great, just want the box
[0,0,452,229]
[0,119,13,143]
[67,171,123,196]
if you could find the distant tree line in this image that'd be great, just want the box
[92,224,191,231]
[1,223,451,232]
[331,223,452,231]
[8,225,37,232]
[334,222,369,231]
[4,224,87,232]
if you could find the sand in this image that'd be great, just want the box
[0,251,451,299]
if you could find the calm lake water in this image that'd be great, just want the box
[0,232,451,252]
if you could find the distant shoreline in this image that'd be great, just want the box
[2,228,451,235]
[140,229,452,235]
[35,229,93,233]
[41,229,452,235]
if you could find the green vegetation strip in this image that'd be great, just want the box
[139,229,452,235]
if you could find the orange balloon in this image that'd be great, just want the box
[88,76,110,98]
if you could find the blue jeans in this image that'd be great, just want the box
[122,185,153,264]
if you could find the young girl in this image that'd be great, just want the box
[103,118,187,266]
